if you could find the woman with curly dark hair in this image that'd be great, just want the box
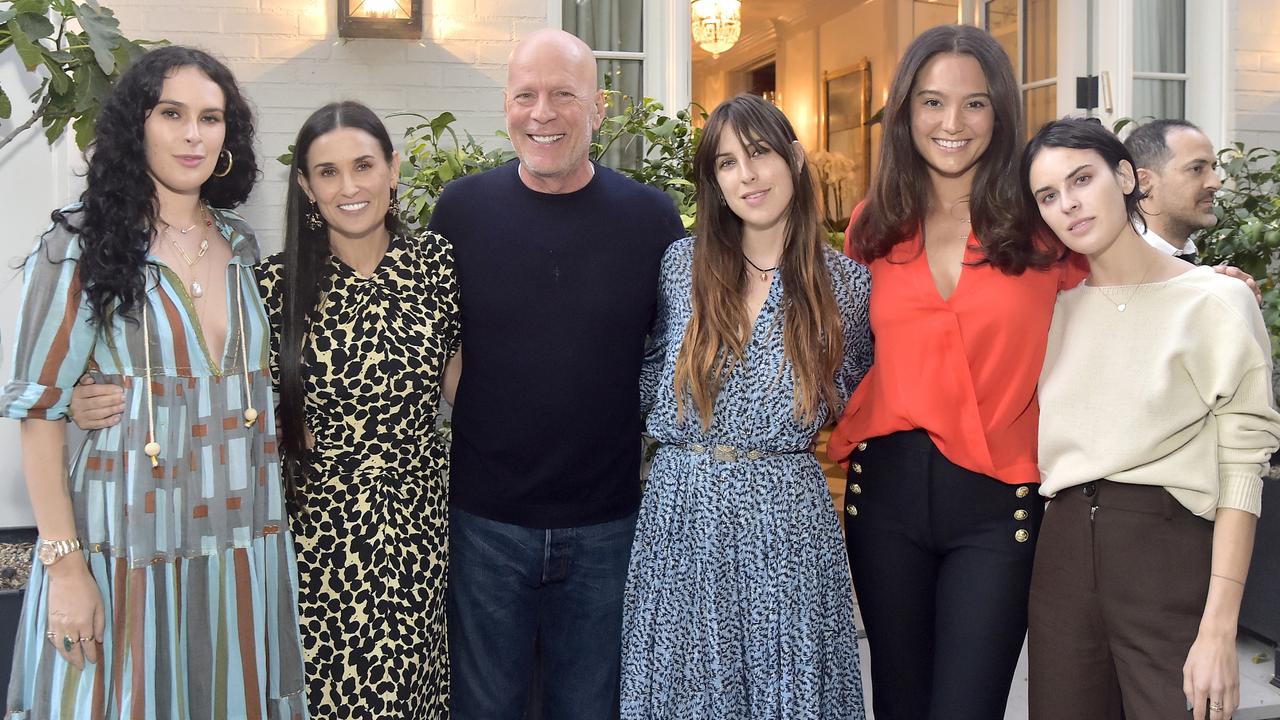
[1,45,307,717]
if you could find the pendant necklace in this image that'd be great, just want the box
[1093,255,1157,313]
[743,254,780,282]
[161,208,214,298]
[949,198,972,242]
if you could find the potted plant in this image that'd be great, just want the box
[0,528,35,694]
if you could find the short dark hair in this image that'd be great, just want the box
[1123,119,1201,171]
[1023,118,1146,235]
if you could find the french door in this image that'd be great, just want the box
[979,0,1226,144]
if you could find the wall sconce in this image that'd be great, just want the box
[338,0,422,39]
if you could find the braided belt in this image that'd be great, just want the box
[674,442,807,462]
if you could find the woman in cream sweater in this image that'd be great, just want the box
[1023,117,1280,720]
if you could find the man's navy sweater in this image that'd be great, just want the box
[429,161,685,528]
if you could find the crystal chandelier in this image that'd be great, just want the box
[691,0,742,58]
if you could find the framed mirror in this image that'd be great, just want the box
[820,59,872,227]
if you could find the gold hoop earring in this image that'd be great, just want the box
[213,149,234,178]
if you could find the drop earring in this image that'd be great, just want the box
[306,199,325,230]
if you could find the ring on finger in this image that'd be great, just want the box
[61,635,76,653]
[1210,700,1224,712]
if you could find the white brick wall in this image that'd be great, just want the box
[1231,0,1280,151]
[106,0,547,251]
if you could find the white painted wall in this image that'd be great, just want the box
[0,51,83,528]
[0,0,549,528]
[1231,0,1280,150]
[102,0,547,252]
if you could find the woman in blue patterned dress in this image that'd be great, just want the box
[620,94,872,719]
[2,47,306,718]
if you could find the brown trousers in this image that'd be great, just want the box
[1028,480,1213,720]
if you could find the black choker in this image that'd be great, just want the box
[743,254,779,282]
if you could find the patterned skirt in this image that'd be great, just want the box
[620,447,865,720]
[5,537,307,720]
[292,450,450,720]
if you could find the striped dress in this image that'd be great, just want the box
[2,205,307,720]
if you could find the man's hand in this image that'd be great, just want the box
[1212,265,1261,305]
[68,376,124,430]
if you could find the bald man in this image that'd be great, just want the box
[428,29,685,719]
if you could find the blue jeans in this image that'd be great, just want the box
[448,507,637,720]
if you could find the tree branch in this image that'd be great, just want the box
[0,89,52,154]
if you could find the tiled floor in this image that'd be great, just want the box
[819,432,1280,719]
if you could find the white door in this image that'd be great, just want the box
[1089,0,1227,143]
[982,0,1074,138]
[980,0,1226,143]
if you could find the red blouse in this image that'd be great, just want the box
[828,226,1088,486]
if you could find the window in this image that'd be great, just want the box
[1132,0,1187,121]
[985,0,1058,138]
[557,0,690,168]
[564,0,647,167]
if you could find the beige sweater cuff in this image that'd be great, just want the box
[1218,469,1265,517]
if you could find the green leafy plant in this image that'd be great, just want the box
[592,90,704,230]
[1198,143,1280,360]
[394,111,516,228]
[386,92,705,231]
[0,0,160,153]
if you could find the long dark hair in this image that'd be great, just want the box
[849,24,1059,274]
[1022,118,1146,238]
[278,101,403,498]
[54,45,257,329]
[675,94,843,429]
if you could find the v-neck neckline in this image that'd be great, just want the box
[919,227,976,305]
[145,210,251,376]
[748,269,783,338]
[150,260,241,376]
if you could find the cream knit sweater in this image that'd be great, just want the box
[1038,266,1280,519]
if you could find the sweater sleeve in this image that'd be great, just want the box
[1194,284,1280,515]
[1214,361,1279,515]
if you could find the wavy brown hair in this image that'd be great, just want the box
[849,24,1060,274]
[674,94,843,430]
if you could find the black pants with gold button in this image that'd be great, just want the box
[843,430,1042,720]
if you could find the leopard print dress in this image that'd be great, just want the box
[258,231,460,719]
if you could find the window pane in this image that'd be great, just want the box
[597,58,644,169]
[985,0,1019,80]
[913,0,959,36]
[1024,85,1057,138]
[1134,0,1185,73]
[1132,79,1185,121]
[1024,0,1057,84]
[564,0,643,53]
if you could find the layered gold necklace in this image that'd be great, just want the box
[159,206,213,298]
